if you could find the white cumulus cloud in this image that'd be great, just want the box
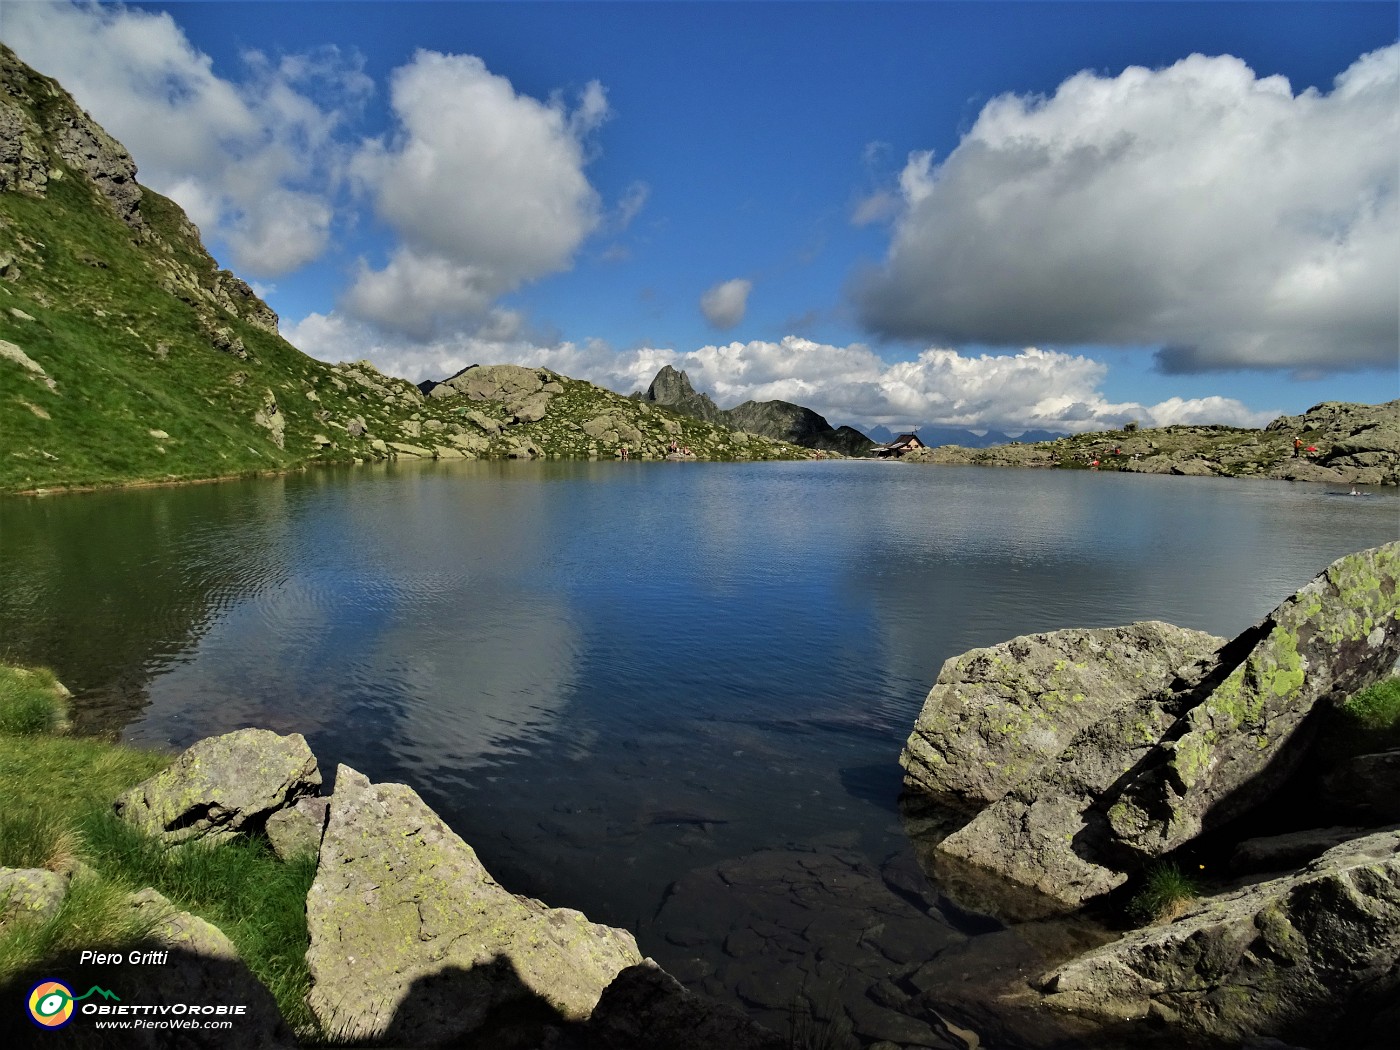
[853,47,1400,374]
[344,50,605,336]
[4,1,366,276]
[700,278,753,329]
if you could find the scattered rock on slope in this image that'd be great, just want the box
[113,728,321,845]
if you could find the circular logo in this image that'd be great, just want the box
[28,980,75,1029]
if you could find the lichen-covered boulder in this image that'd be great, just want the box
[1039,828,1400,1047]
[934,685,1186,911]
[0,867,66,927]
[437,363,545,403]
[931,542,1400,912]
[1105,541,1400,858]
[114,729,320,845]
[305,766,642,1044]
[901,622,1223,805]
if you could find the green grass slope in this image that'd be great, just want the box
[0,44,810,495]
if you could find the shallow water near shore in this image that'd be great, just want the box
[3,460,1397,1045]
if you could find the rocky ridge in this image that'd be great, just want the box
[635,365,874,455]
[901,400,1400,486]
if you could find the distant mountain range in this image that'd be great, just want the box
[633,366,874,455]
[865,425,1069,448]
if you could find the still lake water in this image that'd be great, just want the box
[3,460,1397,1042]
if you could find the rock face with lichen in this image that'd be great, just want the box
[1039,827,1400,1047]
[304,765,642,1045]
[901,622,1224,806]
[113,729,321,845]
[1106,541,1400,858]
[924,542,1400,913]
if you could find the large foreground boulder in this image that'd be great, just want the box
[1039,828,1400,1046]
[901,622,1223,805]
[930,542,1400,911]
[305,765,642,1045]
[113,729,320,845]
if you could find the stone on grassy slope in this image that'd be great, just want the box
[1105,541,1400,858]
[304,765,642,1044]
[1039,828,1400,1047]
[901,621,1223,805]
[0,867,66,927]
[114,729,320,845]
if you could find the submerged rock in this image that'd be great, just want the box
[1039,828,1400,1047]
[113,728,320,845]
[586,964,785,1050]
[304,765,641,1045]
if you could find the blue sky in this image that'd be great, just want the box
[3,1,1397,434]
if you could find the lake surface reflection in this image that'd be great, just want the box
[3,460,1396,1045]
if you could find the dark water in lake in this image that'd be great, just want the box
[3,460,1396,1045]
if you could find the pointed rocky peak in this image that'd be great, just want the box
[644,365,700,405]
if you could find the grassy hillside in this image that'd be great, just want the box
[0,44,810,495]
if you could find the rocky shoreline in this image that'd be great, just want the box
[900,400,1400,487]
[902,541,1400,1048]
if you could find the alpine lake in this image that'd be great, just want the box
[4,459,1397,1047]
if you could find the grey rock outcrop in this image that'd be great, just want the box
[901,622,1224,805]
[1229,826,1369,875]
[636,365,873,453]
[305,765,642,1044]
[114,729,320,845]
[426,363,547,403]
[636,365,725,423]
[929,542,1400,912]
[264,795,329,861]
[1106,541,1400,858]
[115,888,295,1048]
[0,867,66,927]
[1040,828,1400,1047]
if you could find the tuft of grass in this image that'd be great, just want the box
[1127,863,1199,926]
[1339,676,1400,735]
[1315,675,1400,766]
[0,809,80,872]
[77,810,319,1035]
[0,664,67,734]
